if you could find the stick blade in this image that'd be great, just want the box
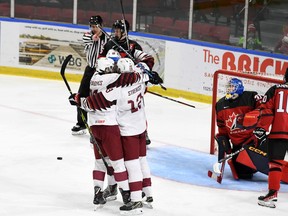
[208,170,223,184]
[60,55,72,76]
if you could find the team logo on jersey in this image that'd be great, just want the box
[91,80,103,86]
[225,112,239,131]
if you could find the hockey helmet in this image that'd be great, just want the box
[96,57,116,74]
[117,58,134,73]
[112,19,130,33]
[89,15,103,26]
[107,49,121,63]
[225,78,244,100]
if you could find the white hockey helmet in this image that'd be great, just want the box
[106,49,121,63]
[96,57,116,74]
[117,58,134,73]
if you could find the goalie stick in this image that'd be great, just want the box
[207,147,244,184]
[208,160,225,184]
[60,55,112,175]
[208,136,265,183]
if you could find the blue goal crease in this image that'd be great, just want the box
[146,145,288,192]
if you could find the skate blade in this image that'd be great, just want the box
[120,208,143,215]
[105,195,117,202]
[258,200,276,208]
[94,204,104,211]
[72,130,86,135]
[143,202,153,209]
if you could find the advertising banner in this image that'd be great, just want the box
[19,23,86,72]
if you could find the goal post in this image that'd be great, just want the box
[210,69,284,155]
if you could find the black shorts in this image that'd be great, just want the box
[268,139,288,160]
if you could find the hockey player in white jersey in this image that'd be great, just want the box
[115,58,161,214]
[69,57,162,213]
[69,57,153,210]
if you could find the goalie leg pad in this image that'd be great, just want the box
[227,159,239,180]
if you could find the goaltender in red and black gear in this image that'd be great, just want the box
[215,77,288,182]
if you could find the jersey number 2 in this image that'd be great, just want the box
[128,93,143,113]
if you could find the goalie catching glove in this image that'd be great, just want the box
[68,93,80,106]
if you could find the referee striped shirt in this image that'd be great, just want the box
[82,31,108,68]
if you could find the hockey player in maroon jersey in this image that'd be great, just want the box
[215,78,264,179]
[254,68,288,208]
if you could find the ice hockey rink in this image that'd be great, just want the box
[1,74,288,216]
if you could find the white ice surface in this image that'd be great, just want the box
[0,75,287,216]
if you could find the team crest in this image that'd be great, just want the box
[225,112,239,131]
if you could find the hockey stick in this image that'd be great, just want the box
[119,0,130,51]
[147,91,196,108]
[207,135,227,184]
[218,147,245,163]
[60,55,112,175]
[96,24,167,91]
[208,160,225,184]
[208,136,261,183]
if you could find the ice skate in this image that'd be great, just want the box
[71,124,86,135]
[142,192,153,209]
[103,184,118,201]
[258,190,277,208]
[93,186,106,211]
[119,188,131,204]
[120,201,143,215]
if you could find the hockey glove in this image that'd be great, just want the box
[68,93,80,106]
[253,127,266,140]
[149,71,163,85]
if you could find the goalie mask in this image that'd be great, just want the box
[107,49,121,63]
[225,78,244,100]
[117,58,134,73]
[96,57,117,74]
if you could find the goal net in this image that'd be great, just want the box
[210,69,284,154]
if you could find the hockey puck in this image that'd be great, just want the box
[57,157,63,160]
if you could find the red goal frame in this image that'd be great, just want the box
[210,69,283,154]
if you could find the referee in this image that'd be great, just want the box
[71,15,108,135]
